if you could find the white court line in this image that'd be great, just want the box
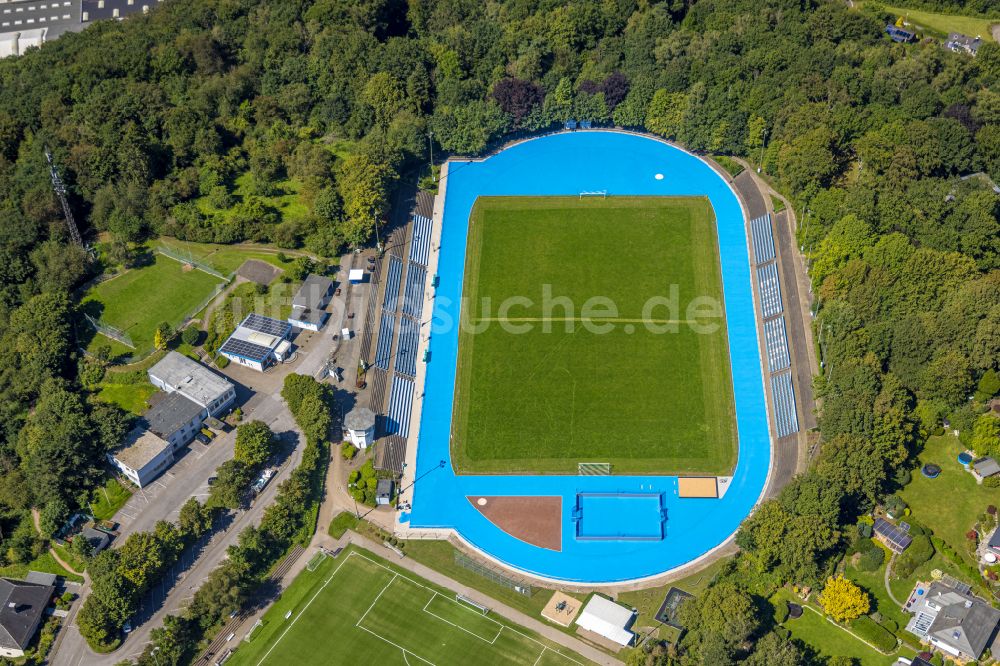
[351,552,584,664]
[356,624,434,665]
[252,551,355,666]
[421,590,503,644]
[355,574,398,627]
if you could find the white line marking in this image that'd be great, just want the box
[355,574,398,627]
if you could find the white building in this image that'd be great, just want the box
[219,313,292,372]
[288,274,334,332]
[109,353,236,487]
[344,406,376,449]
[148,351,235,416]
[575,595,636,647]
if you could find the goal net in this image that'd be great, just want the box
[306,549,329,571]
[578,462,611,476]
[579,190,607,199]
[84,313,135,349]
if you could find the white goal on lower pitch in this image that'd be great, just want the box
[306,549,329,571]
[579,190,607,199]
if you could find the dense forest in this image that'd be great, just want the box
[0,0,996,663]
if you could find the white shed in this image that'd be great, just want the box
[575,595,636,647]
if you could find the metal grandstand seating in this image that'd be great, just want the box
[409,214,433,267]
[386,376,414,438]
[763,317,791,373]
[374,311,395,370]
[757,261,783,319]
[749,214,775,265]
[771,371,799,438]
[374,435,407,474]
[382,256,403,312]
[402,264,426,319]
[394,316,419,378]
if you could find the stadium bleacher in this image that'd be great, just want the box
[757,261,783,319]
[402,264,426,319]
[771,371,799,438]
[409,214,433,266]
[763,316,791,373]
[749,214,775,265]
[394,316,419,378]
[386,376,415,438]
[383,256,403,312]
[374,311,396,370]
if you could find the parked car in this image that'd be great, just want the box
[195,432,212,445]
[199,427,215,440]
[207,476,217,486]
[123,621,133,634]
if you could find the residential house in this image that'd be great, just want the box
[886,25,916,43]
[972,457,1000,481]
[0,577,54,658]
[946,32,981,56]
[905,579,1000,660]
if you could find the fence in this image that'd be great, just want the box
[453,551,533,596]
[84,313,135,348]
[155,245,229,280]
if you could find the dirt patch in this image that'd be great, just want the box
[467,495,562,551]
[237,259,282,286]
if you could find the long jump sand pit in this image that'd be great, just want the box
[677,477,719,498]
[468,496,562,551]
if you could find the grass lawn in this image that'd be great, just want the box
[82,254,225,355]
[86,477,133,521]
[94,381,157,415]
[844,562,909,630]
[226,547,584,666]
[775,591,902,666]
[156,237,305,275]
[452,196,735,475]
[0,551,83,583]
[860,2,997,41]
[900,434,994,569]
[618,556,731,642]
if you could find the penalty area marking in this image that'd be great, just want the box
[421,590,504,644]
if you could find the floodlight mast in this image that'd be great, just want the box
[44,148,83,247]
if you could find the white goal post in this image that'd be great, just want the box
[579,190,607,199]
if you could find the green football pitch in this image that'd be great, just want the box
[451,196,737,475]
[81,254,224,355]
[226,548,584,666]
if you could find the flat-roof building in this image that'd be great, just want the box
[108,427,175,488]
[575,595,636,647]
[288,274,334,331]
[148,351,235,416]
[219,313,293,372]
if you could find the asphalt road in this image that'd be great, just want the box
[49,305,351,666]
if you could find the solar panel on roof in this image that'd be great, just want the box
[242,313,289,337]
[220,337,271,361]
[874,517,912,552]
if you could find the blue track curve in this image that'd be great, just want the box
[405,131,771,583]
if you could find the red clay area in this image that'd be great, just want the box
[467,496,562,551]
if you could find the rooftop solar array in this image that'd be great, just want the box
[382,256,403,312]
[219,337,271,362]
[771,371,799,438]
[750,214,775,265]
[874,517,913,553]
[394,316,419,378]
[764,317,791,372]
[409,214,433,266]
[374,311,395,370]
[403,264,426,319]
[757,261,783,319]
[242,313,290,337]
[386,376,414,438]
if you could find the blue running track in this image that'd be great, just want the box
[406,131,771,583]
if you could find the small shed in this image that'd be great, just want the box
[973,457,1000,480]
[376,479,395,506]
[575,595,635,647]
